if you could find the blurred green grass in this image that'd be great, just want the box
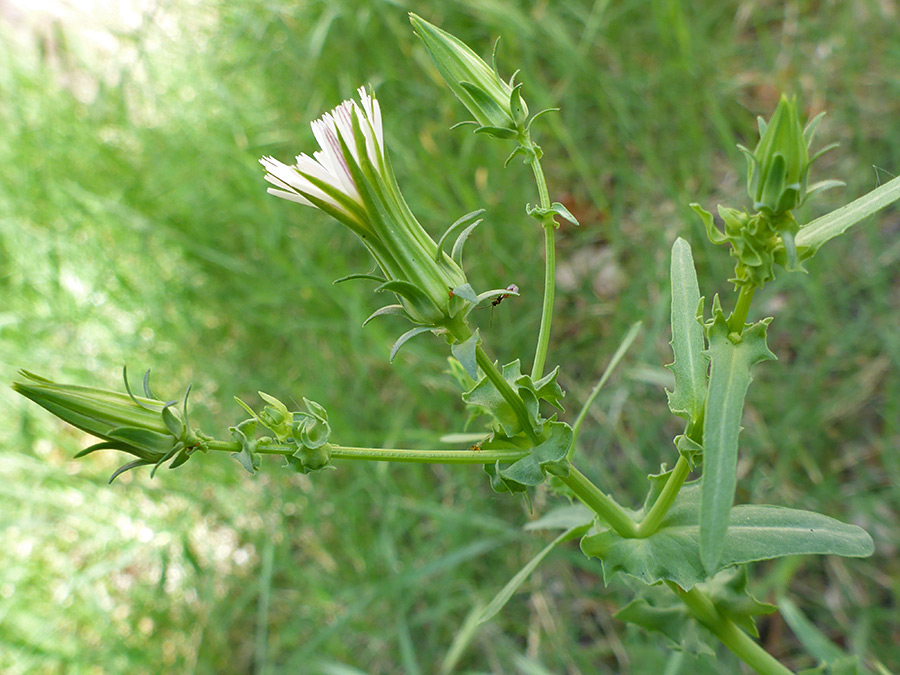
[1,0,898,672]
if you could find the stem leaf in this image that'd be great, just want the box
[582,481,873,589]
[666,238,707,423]
[700,313,776,573]
[795,174,900,255]
[451,331,480,380]
[483,421,572,494]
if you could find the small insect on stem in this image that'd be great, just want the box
[489,283,519,327]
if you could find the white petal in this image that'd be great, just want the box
[357,86,384,157]
[311,116,357,197]
[266,187,314,207]
[261,86,388,217]
[261,156,311,192]
[261,156,349,213]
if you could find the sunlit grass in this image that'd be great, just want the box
[2,0,899,672]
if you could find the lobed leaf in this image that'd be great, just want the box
[451,331,480,380]
[700,311,776,573]
[581,482,873,589]
[665,238,707,423]
[484,421,572,494]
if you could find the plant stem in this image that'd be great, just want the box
[527,142,556,381]
[635,454,691,536]
[671,583,793,675]
[206,439,529,464]
[330,445,528,464]
[636,400,705,535]
[559,465,638,538]
[474,343,542,445]
[728,284,756,333]
[532,219,556,380]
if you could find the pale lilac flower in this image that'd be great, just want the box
[261,86,472,329]
[260,86,384,231]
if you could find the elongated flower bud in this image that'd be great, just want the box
[261,87,469,328]
[13,370,208,482]
[409,13,528,138]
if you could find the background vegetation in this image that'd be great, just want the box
[2,0,898,672]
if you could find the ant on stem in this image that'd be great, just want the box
[488,284,518,327]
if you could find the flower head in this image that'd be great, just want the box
[261,86,384,236]
[261,87,470,328]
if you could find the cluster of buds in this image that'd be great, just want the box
[695,95,843,287]
[739,95,840,217]
[13,369,337,479]
[232,393,332,474]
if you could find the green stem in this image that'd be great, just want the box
[636,397,705,536]
[671,583,793,675]
[728,285,756,333]
[532,218,556,380]
[635,455,691,536]
[475,343,542,445]
[559,465,638,538]
[527,142,556,381]
[206,440,529,464]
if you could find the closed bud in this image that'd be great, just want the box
[13,370,208,481]
[409,13,527,135]
[742,95,809,215]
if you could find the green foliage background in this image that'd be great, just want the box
[1,1,898,672]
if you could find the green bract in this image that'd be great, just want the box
[410,13,528,137]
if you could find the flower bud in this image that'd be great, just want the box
[13,370,207,481]
[742,95,809,215]
[409,13,527,136]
